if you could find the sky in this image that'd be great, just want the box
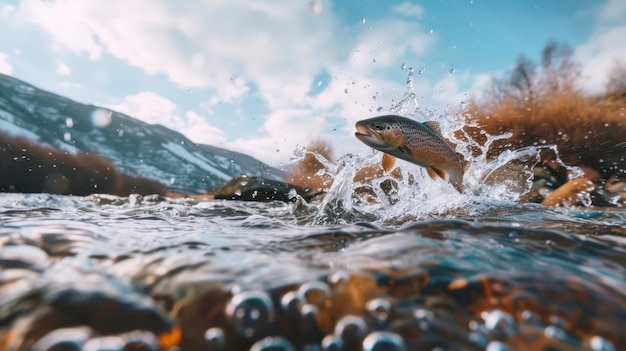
[0,0,625,167]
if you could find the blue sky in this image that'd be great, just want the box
[0,0,625,166]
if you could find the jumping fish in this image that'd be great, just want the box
[355,115,468,193]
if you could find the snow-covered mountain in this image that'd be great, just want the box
[0,74,284,193]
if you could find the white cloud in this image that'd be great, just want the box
[18,0,442,165]
[104,91,227,146]
[601,0,626,21]
[58,81,82,88]
[1,4,16,18]
[576,26,626,94]
[391,2,425,18]
[0,52,13,75]
[55,62,71,75]
[226,108,327,166]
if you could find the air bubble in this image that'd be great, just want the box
[31,327,91,351]
[590,336,616,351]
[298,280,330,306]
[486,341,513,351]
[250,336,295,351]
[362,331,405,351]
[449,68,456,74]
[482,310,516,338]
[365,298,392,323]
[321,334,343,351]
[225,290,275,338]
[81,336,126,351]
[327,271,349,289]
[204,328,225,349]
[335,315,367,342]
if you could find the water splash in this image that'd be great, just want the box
[290,68,586,225]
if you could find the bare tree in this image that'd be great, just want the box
[509,55,538,110]
[540,40,580,94]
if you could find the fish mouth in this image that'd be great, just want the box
[355,123,386,148]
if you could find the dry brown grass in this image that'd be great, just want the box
[462,90,626,180]
[0,132,166,196]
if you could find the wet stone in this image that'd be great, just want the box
[213,176,319,203]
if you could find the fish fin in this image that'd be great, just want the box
[424,121,443,136]
[426,168,438,180]
[381,154,396,173]
[430,166,449,181]
[463,159,471,173]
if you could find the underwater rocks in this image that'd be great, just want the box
[213,176,321,202]
[529,163,626,208]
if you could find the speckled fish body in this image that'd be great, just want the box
[355,115,467,192]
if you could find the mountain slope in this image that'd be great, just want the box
[0,74,284,193]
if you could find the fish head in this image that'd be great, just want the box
[355,116,405,151]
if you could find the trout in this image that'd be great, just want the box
[355,115,468,193]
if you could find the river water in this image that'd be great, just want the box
[1,164,625,351]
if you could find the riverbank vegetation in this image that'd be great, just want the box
[461,41,625,181]
[0,132,166,196]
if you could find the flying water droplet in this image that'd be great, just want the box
[65,117,73,128]
[90,108,113,128]
[344,88,349,94]
[427,28,434,34]
[64,132,72,142]
[362,18,367,24]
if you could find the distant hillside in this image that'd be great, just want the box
[0,74,284,193]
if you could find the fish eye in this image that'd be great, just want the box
[374,123,383,130]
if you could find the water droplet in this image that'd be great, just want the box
[365,298,392,323]
[335,315,367,342]
[321,334,343,351]
[187,89,192,93]
[344,88,348,94]
[317,80,322,87]
[309,0,322,14]
[250,336,295,351]
[90,108,113,128]
[204,328,225,349]
[276,149,280,153]
[225,290,275,338]
[449,68,456,74]
[362,331,405,351]
[65,117,73,128]
[362,18,367,24]
[401,63,407,70]
[418,67,426,75]
[64,131,72,142]
[427,28,434,34]
[298,281,330,306]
